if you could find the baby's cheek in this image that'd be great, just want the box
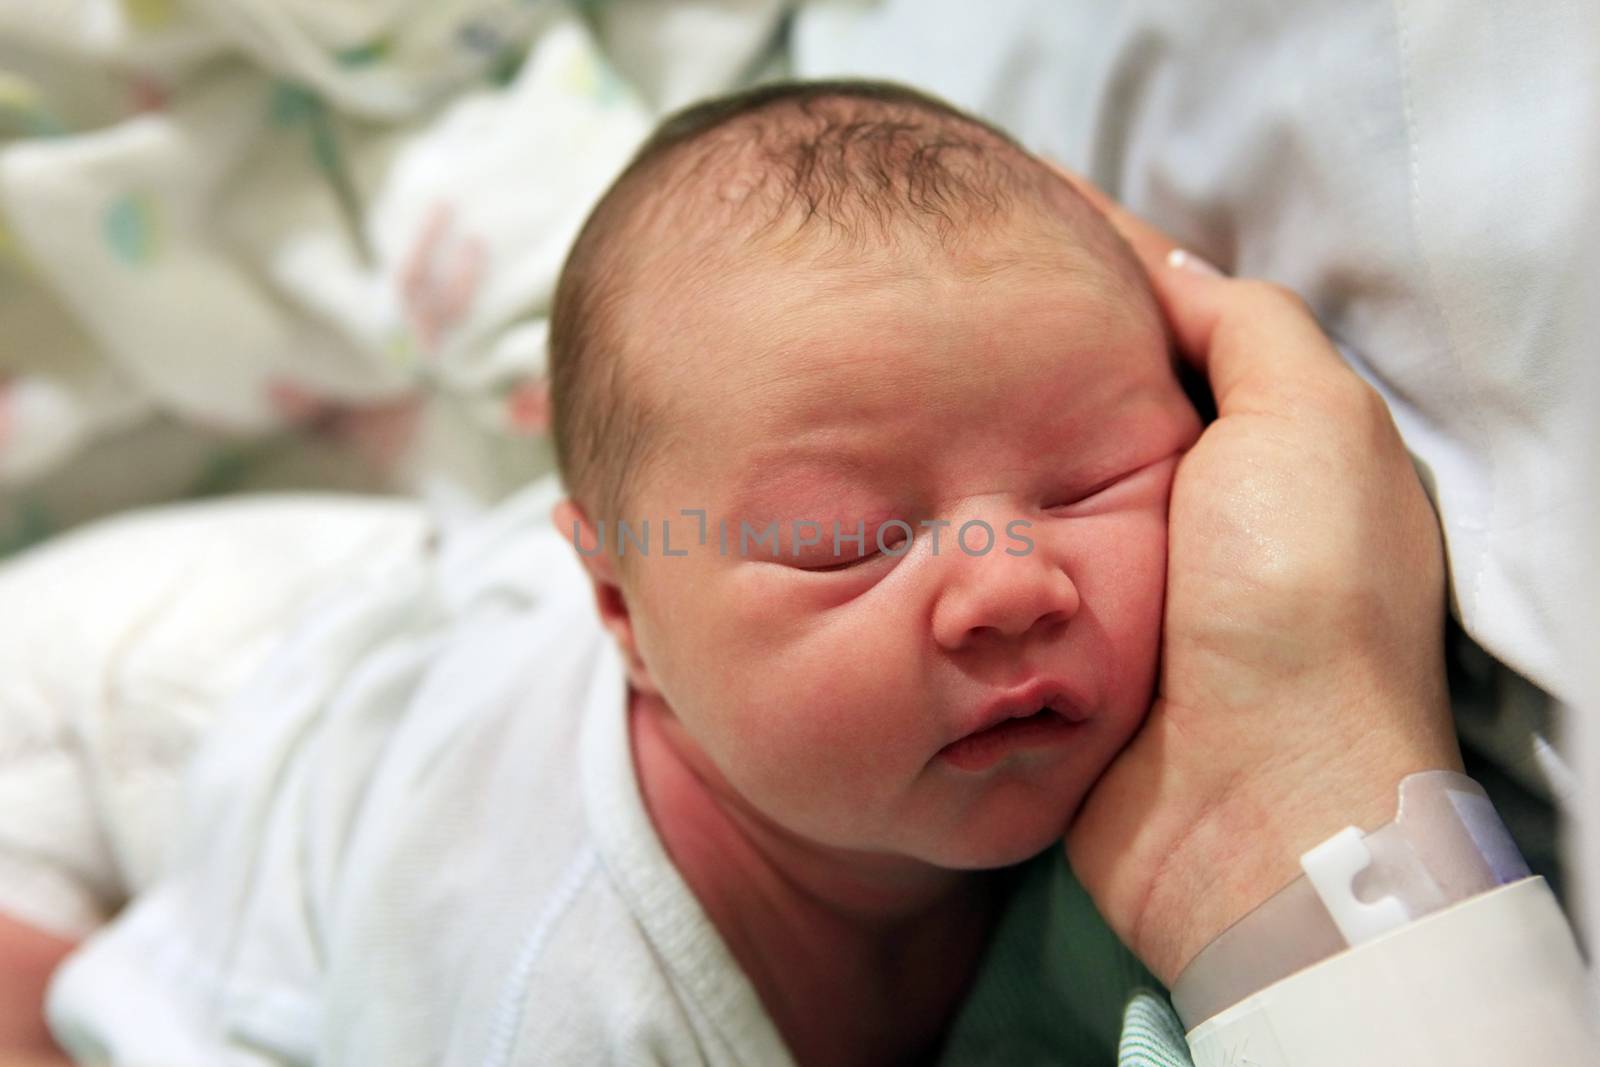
[1077,515,1169,681]
[711,645,894,774]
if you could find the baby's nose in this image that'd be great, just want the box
[929,522,1080,650]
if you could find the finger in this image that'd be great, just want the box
[1041,159,1355,408]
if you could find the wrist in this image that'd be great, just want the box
[1130,753,1456,986]
[1130,789,1307,986]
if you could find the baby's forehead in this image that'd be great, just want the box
[651,244,1161,433]
[618,211,1156,443]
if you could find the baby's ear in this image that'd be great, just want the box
[552,498,661,695]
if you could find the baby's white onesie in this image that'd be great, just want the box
[0,494,431,939]
[42,477,798,1066]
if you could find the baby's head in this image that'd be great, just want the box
[552,81,1200,869]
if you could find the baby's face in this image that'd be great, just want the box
[615,230,1201,869]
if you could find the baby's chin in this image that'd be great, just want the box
[912,771,1095,872]
[931,834,1069,872]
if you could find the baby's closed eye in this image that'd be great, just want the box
[1043,455,1177,516]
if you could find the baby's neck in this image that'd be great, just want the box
[627,688,1006,1067]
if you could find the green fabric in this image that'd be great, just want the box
[938,850,1193,1066]
[1118,994,1194,1067]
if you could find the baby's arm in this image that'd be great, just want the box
[0,914,74,1064]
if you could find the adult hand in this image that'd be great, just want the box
[1055,170,1464,986]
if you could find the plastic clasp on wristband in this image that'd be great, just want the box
[1299,828,1411,945]
[1170,770,1531,1030]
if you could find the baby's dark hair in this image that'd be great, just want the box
[549,80,1148,525]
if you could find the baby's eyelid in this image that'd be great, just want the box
[795,537,910,573]
[800,551,879,573]
[1045,467,1146,511]
[792,520,908,572]
[1046,477,1119,511]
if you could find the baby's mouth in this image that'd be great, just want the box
[937,707,1081,773]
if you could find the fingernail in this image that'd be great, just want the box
[1167,248,1222,277]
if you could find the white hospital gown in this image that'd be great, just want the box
[39,477,798,1066]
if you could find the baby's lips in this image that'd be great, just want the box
[1041,689,1093,724]
[953,677,1094,742]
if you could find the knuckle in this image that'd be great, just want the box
[1341,376,1395,428]
[1239,279,1311,317]
[1359,380,1393,419]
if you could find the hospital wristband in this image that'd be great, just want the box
[1169,769,1533,1030]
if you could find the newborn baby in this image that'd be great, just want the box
[549,81,1201,1063]
[37,79,1202,1067]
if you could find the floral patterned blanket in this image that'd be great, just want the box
[0,0,790,555]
